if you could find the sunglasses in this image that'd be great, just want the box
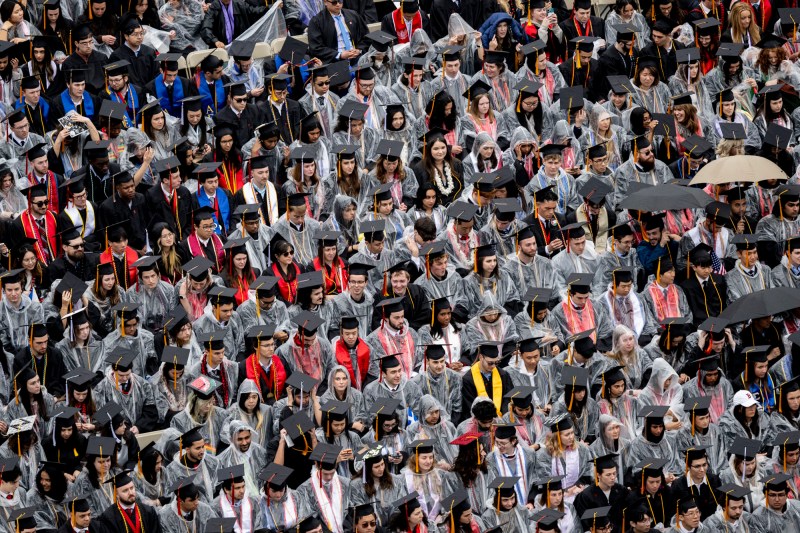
[316,81,331,86]
[31,200,48,207]
[233,97,247,103]
[280,251,294,257]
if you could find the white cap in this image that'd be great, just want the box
[733,390,758,408]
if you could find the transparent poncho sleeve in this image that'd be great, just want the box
[158,0,205,51]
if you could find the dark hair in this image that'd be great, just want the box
[0,1,19,24]
[140,445,162,485]
[36,464,68,500]
[472,400,497,422]
[515,92,543,137]
[19,375,48,421]
[386,108,406,132]
[388,507,429,531]
[414,184,441,211]
[733,404,761,437]
[224,246,255,288]
[426,92,457,132]
[238,389,260,414]
[452,439,488,486]
[413,216,437,241]
[300,119,323,143]
[614,0,639,13]
[421,137,460,188]
[180,106,209,148]
[358,456,394,497]
[213,132,243,171]
[629,107,650,136]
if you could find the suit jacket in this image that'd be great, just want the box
[380,10,431,40]
[108,44,159,88]
[200,0,266,46]
[522,213,567,258]
[145,184,194,241]
[308,8,369,64]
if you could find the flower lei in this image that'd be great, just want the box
[433,165,454,196]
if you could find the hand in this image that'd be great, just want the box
[202,2,209,10]
[65,473,76,483]
[250,86,265,97]
[307,57,322,68]
[71,113,90,124]
[398,202,408,212]
[277,62,290,74]
[736,219,745,233]
[282,146,291,159]
[0,243,7,256]
[341,49,360,59]
[448,35,460,45]
[9,58,17,70]
[725,327,736,346]
[451,144,463,155]
[769,346,782,361]
[746,78,758,90]
[57,128,70,143]
[679,373,690,384]
[275,331,289,342]
[551,345,561,355]
[659,231,669,246]
[549,238,564,251]
[649,119,659,132]
[0,421,7,434]
[102,34,116,45]
[280,428,288,441]
[215,41,226,49]
[547,13,558,25]
[665,473,676,484]
[169,30,176,39]
[130,426,139,435]
[352,421,365,432]
[697,329,708,346]
[143,146,155,163]
[488,36,498,50]
[61,290,72,310]
[449,361,464,372]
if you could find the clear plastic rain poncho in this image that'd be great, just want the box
[433,14,479,77]
[236,2,287,42]
[159,0,206,51]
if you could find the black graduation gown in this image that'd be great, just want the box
[678,273,727,327]
[559,16,606,56]
[724,213,758,235]
[521,213,567,258]
[558,58,601,101]
[460,367,514,422]
[97,83,145,127]
[266,430,313,490]
[18,100,52,137]
[574,484,631,533]
[61,51,107,94]
[84,163,122,206]
[46,252,100,283]
[13,344,68,397]
[640,42,684,81]
[97,501,163,533]
[108,45,159,88]
[671,473,722,521]
[371,285,431,331]
[264,98,302,146]
[144,184,193,242]
[98,192,148,251]
[215,104,265,145]
[597,46,636,97]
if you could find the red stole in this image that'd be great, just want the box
[392,9,422,43]
[20,210,58,264]
[313,257,348,295]
[272,262,299,304]
[244,353,287,401]
[233,275,251,306]
[117,504,142,533]
[188,233,225,272]
[746,0,771,30]
[334,338,370,388]
[27,171,59,212]
[99,247,139,289]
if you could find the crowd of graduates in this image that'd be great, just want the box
[5,0,800,528]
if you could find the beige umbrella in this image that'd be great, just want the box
[689,155,788,186]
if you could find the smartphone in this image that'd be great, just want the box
[548,7,555,14]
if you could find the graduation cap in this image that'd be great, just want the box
[285,371,320,397]
[531,508,564,530]
[681,134,713,158]
[478,340,503,359]
[64,367,96,392]
[163,306,190,335]
[692,17,720,36]
[559,86,584,112]
[765,123,792,149]
[718,122,746,141]
[638,405,669,421]
[290,311,324,337]
[446,201,479,222]
[483,50,507,65]
[566,273,593,294]
[7,507,36,530]
[365,29,394,51]
[93,401,123,427]
[577,177,611,205]
[156,52,181,71]
[187,375,221,400]
[675,47,701,66]
[216,464,246,488]
[633,457,668,479]
[776,430,800,454]
[717,483,750,503]
[440,490,471,522]
[105,347,136,372]
[717,42,745,59]
[463,79,492,101]
[196,329,227,351]
[763,472,792,491]
[203,518,237,533]
[98,100,128,124]
[698,316,729,341]
[569,35,597,53]
[731,233,757,251]
[338,101,369,121]
[360,219,386,241]
[280,411,315,443]
[161,346,190,368]
[368,397,401,423]
[520,39,545,57]
[85,436,116,457]
[103,60,130,78]
[258,463,293,489]
[6,416,34,436]
[182,256,213,281]
[489,476,519,507]
[579,507,612,529]
[729,437,762,460]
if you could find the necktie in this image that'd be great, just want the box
[334,15,352,50]
[317,96,325,106]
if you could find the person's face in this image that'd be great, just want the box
[388,310,405,331]
[390,272,410,296]
[787,448,800,466]
[681,506,701,529]
[73,390,88,402]
[235,429,252,452]
[480,354,500,373]
[543,156,561,175]
[424,408,440,425]
[39,469,52,492]
[231,91,248,112]
[768,489,787,510]
[348,119,364,137]
[409,506,425,525]
[498,494,516,511]
[108,73,127,92]
[60,424,74,440]
[219,135,234,154]
[615,280,634,298]
[610,380,626,398]
[638,69,655,88]
[694,412,710,430]
[770,98,783,114]
[417,452,434,471]
[46,7,60,22]
[209,66,224,81]
[570,236,586,256]
[754,361,769,379]
[786,389,800,412]
[227,481,246,501]
[476,95,491,116]
[384,366,402,386]
[231,252,248,272]
[559,427,575,448]
[740,9,751,28]
[109,237,128,256]
[117,178,136,201]
[479,144,495,160]
[785,200,800,218]
[181,496,199,513]
[30,332,48,356]
[138,269,158,290]
[430,256,448,278]
[610,92,626,108]
[196,216,215,240]
[607,235,631,257]
[430,140,448,161]
[357,79,375,97]
[94,456,111,474]
[365,238,384,255]
[302,161,316,179]
[117,482,136,505]
[324,0,342,14]
[187,439,205,461]
[308,287,323,306]
[570,291,589,308]
[382,158,399,175]
[267,486,285,500]
[371,458,386,479]
[598,467,617,487]
[483,61,499,77]
[306,127,322,144]
[10,117,30,140]
[673,108,685,123]
[444,59,461,77]
[454,219,474,237]
[355,513,377,533]
[313,76,330,95]
[574,6,590,23]
[725,499,744,521]
[421,188,437,209]
[495,21,508,37]
[390,111,404,130]
[3,281,21,305]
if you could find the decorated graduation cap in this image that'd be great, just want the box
[188,375,221,401]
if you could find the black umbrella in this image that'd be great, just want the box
[619,183,713,212]
[719,288,800,322]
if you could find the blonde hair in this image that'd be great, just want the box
[406,454,443,495]
[716,138,745,157]
[730,3,760,44]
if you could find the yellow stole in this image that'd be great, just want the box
[470,363,503,415]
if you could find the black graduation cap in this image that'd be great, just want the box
[577,177,611,205]
[505,386,535,409]
[520,39,545,57]
[197,329,226,351]
[265,73,291,92]
[167,475,197,495]
[105,347,137,372]
[368,397,401,419]
[203,518,237,533]
[446,201,479,222]
[489,476,519,498]
[376,296,405,316]
[276,36,307,64]
[360,219,386,241]
[463,79,492,101]
[717,42,745,58]
[638,405,669,420]
[291,311,324,336]
[7,508,36,530]
[85,436,117,457]
[692,17,720,36]
[742,344,771,365]
[579,507,612,528]
[569,36,597,53]
[93,401,124,426]
[338,100,368,121]
[285,371,320,394]
[103,60,130,78]
[228,39,256,60]
[365,29,394,51]
[719,122,746,140]
[566,273,593,294]
[64,68,87,84]
[182,256,213,280]
[216,464,246,486]
[258,463,293,488]
[681,135,713,158]
[161,346,190,367]
[607,75,634,95]
[157,52,181,71]
[559,86,584,111]
[478,340,503,359]
[98,99,128,123]
[224,81,247,97]
[531,509,564,530]
[280,411,315,441]
[64,367,96,391]
[633,457,668,478]
[441,44,464,61]
[675,47,701,65]
[684,395,712,416]
[483,50,507,65]
[765,123,792,149]
[730,437,762,460]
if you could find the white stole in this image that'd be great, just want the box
[310,467,344,533]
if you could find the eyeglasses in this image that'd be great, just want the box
[233,97,247,103]
[359,521,377,528]
[68,242,85,249]
[483,359,499,367]
[199,224,217,230]
[316,81,331,86]
[31,201,48,207]
[280,251,294,257]
[129,31,145,37]
[327,0,342,4]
